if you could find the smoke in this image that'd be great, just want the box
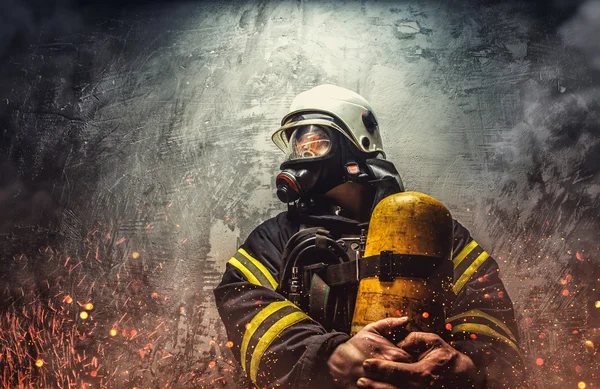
[0,0,84,60]
[559,0,600,71]
[478,3,600,387]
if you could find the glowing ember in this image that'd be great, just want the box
[90,371,97,377]
[578,382,586,389]
[132,251,140,259]
[110,328,118,337]
[445,323,452,331]
[35,359,44,368]
[584,340,594,348]
[576,252,584,261]
[80,311,88,320]
[536,358,544,366]
[470,334,477,340]
[84,303,94,311]
[130,329,138,338]
[226,341,234,348]
[562,289,570,296]
[208,361,216,368]
[422,312,429,319]
[63,295,73,304]
[151,292,158,298]
[245,323,252,330]
[595,301,600,308]
[497,291,504,298]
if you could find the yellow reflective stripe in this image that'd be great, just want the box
[239,248,279,290]
[453,251,489,294]
[228,257,261,286]
[239,301,291,372]
[446,309,517,342]
[250,311,309,384]
[453,240,478,269]
[452,323,520,355]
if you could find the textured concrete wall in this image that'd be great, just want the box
[0,0,598,388]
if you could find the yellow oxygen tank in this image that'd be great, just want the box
[351,192,454,335]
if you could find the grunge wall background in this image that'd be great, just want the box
[1,0,598,388]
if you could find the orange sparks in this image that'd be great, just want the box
[245,323,252,330]
[422,312,429,319]
[84,303,94,311]
[562,289,570,296]
[584,340,594,349]
[63,295,73,304]
[576,252,584,261]
[90,371,97,377]
[116,237,126,245]
[35,359,44,368]
[445,323,452,331]
[578,382,586,389]
[536,358,544,366]
[208,361,216,368]
[79,311,88,320]
[595,301,600,308]
[151,292,158,298]
[226,341,234,348]
[110,328,117,337]
[130,329,138,338]
[132,252,140,259]
[469,334,477,340]
[497,291,504,298]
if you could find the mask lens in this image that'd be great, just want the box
[287,126,332,160]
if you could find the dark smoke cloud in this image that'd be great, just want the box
[0,0,84,59]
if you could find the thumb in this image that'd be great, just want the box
[363,317,409,338]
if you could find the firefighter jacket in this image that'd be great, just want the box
[214,211,523,389]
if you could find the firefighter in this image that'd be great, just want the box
[214,85,523,389]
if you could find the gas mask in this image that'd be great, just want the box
[275,125,345,203]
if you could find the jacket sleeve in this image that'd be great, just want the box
[213,213,350,389]
[447,220,524,389]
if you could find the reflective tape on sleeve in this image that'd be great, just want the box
[238,248,279,290]
[446,309,517,343]
[451,323,520,354]
[239,300,292,373]
[453,239,478,269]
[227,248,278,290]
[250,311,309,384]
[453,251,489,294]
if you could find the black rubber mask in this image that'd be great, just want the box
[276,127,345,203]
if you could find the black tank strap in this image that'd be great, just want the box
[325,252,445,285]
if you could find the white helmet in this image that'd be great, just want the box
[272,84,385,158]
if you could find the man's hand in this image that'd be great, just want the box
[357,332,483,389]
[328,317,414,389]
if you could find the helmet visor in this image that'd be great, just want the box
[286,125,332,161]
